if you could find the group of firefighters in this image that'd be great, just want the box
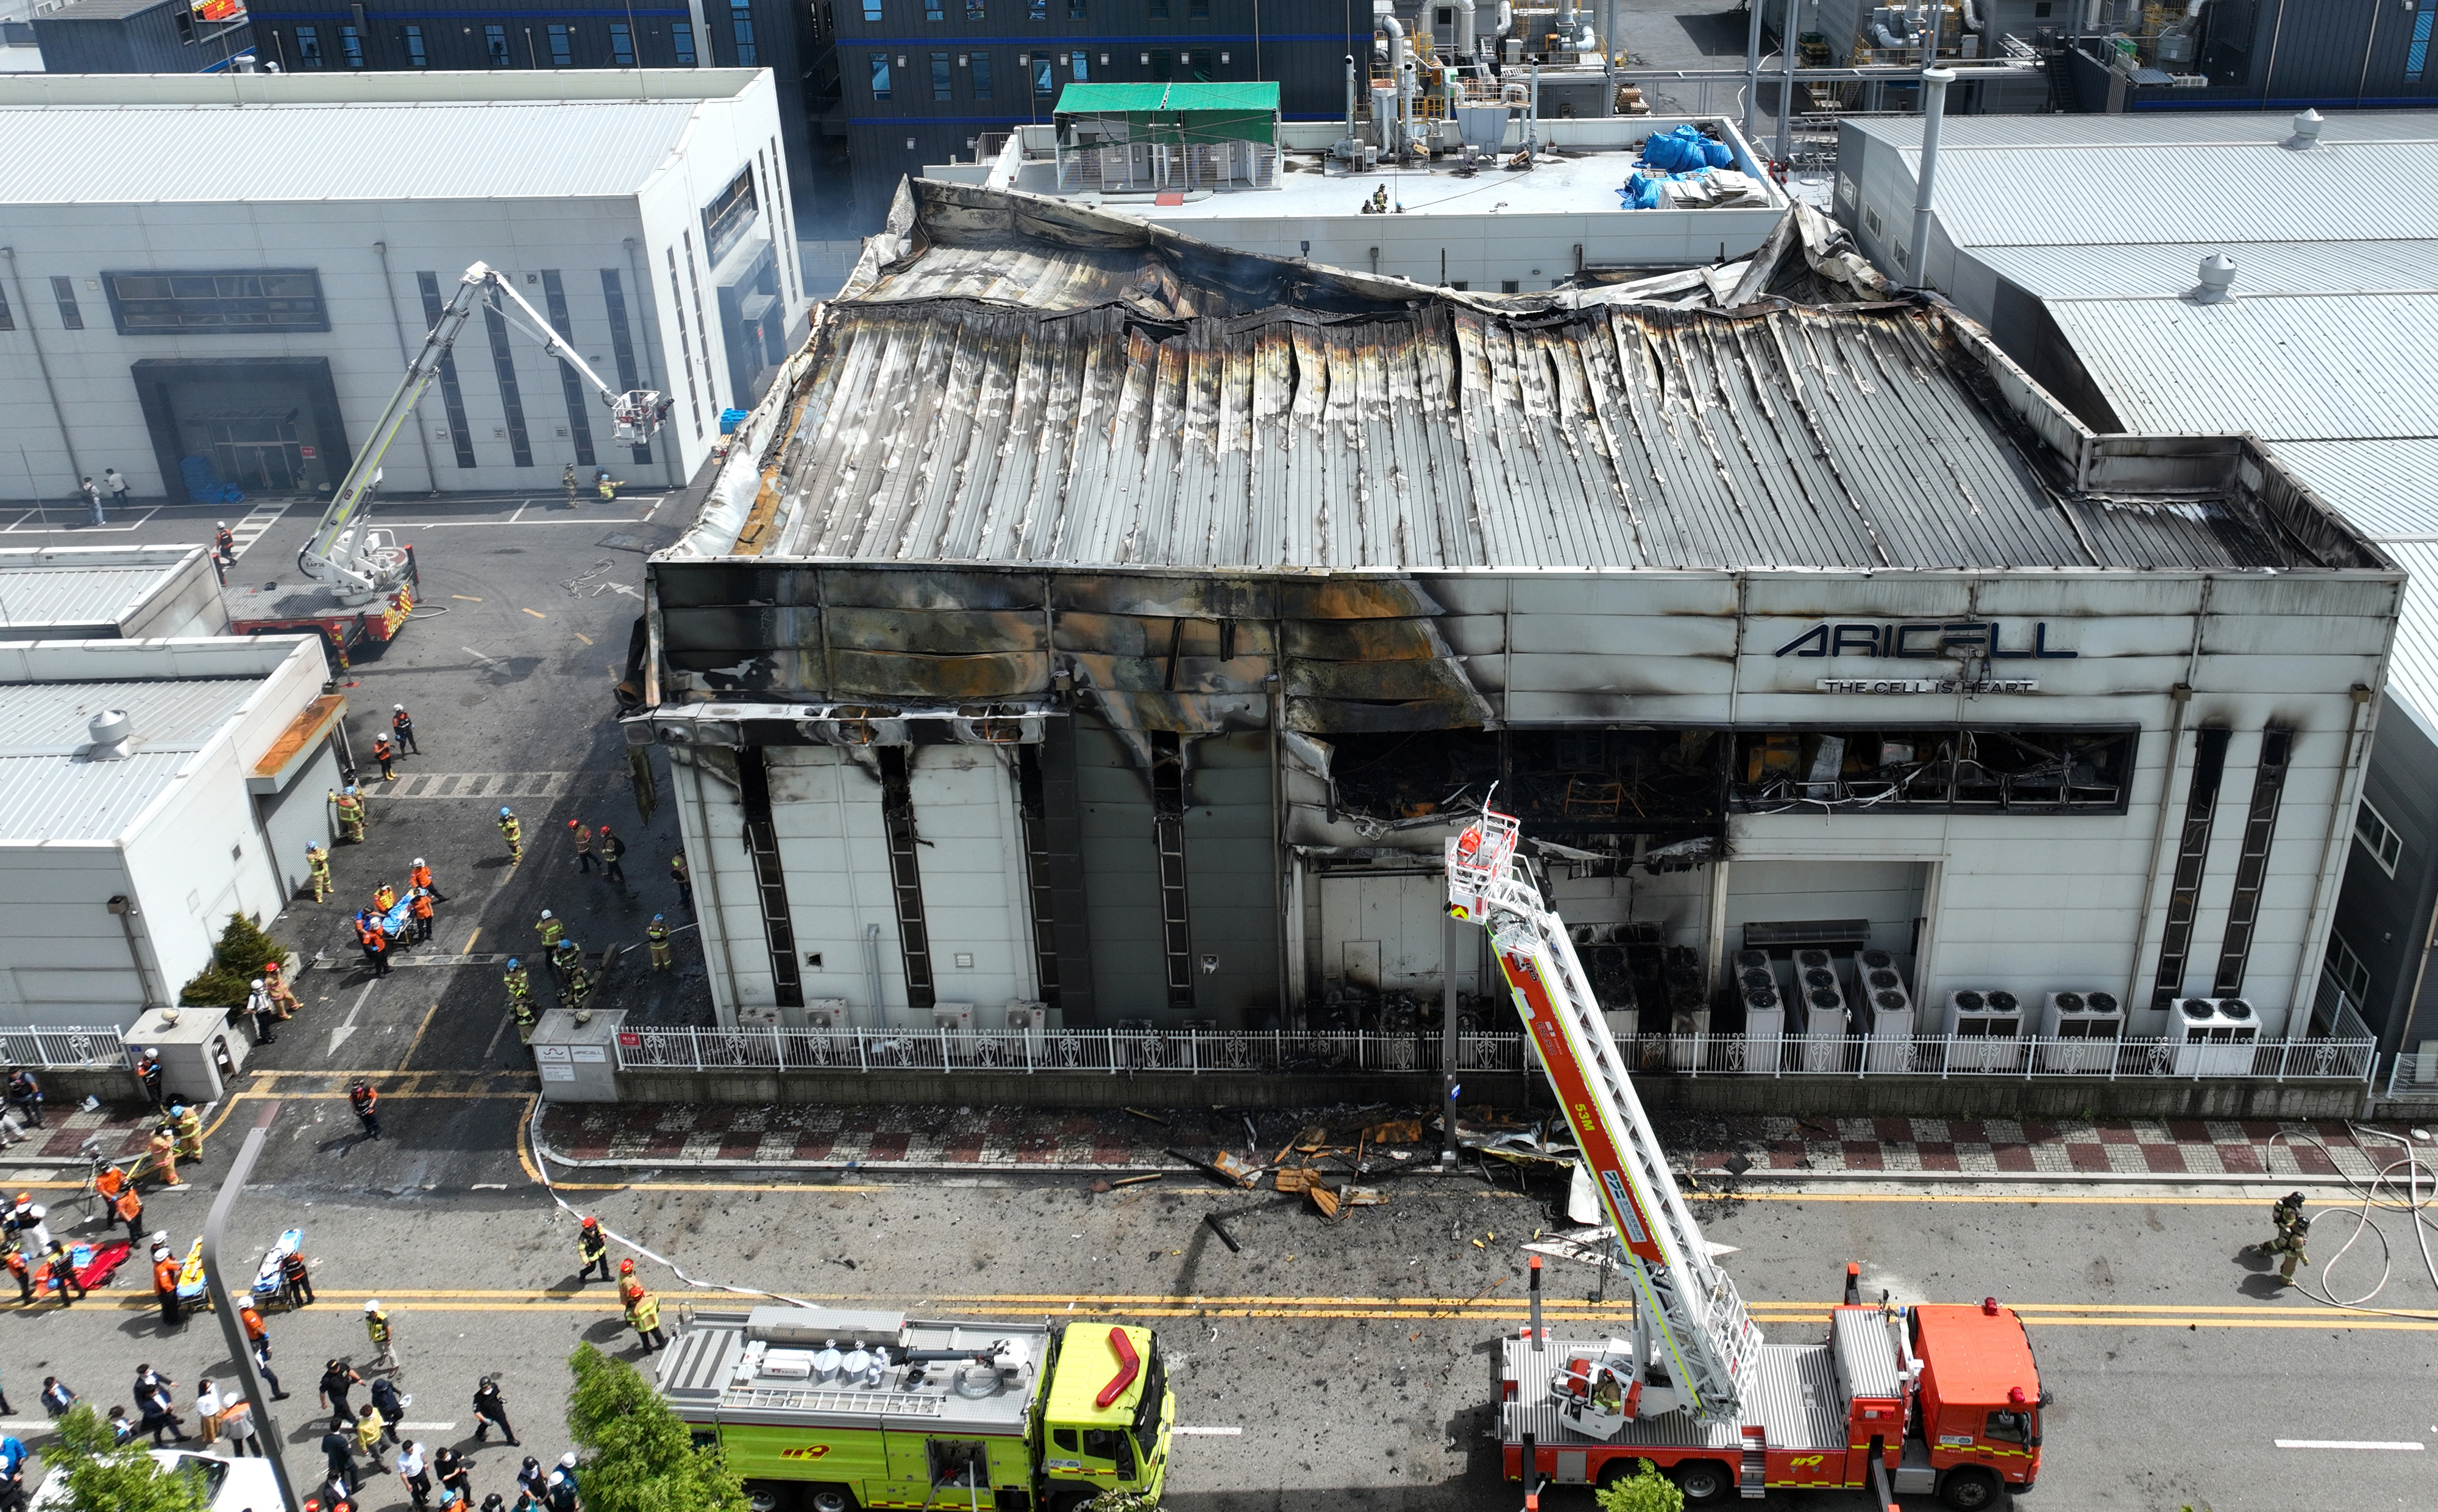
[575,1217,665,1351]
[339,859,452,984]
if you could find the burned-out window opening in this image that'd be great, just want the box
[1150,732,1195,1011]
[1731,728,2135,815]
[2152,726,2233,1010]
[1325,728,1723,837]
[735,749,806,1008]
[1015,744,1061,1008]
[2211,726,2292,995]
[877,748,937,1009]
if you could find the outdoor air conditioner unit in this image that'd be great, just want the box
[1735,949,1783,1073]
[1790,949,1849,1071]
[736,1003,782,1029]
[1855,948,1914,1071]
[932,1003,976,1037]
[1942,989,2030,1071]
[805,997,851,1032]
[1005,1000,1048,1046]
[2037,990,2123,1072]
[2171,996,2260,1076]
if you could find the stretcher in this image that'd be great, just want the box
[254,1227,305,1308]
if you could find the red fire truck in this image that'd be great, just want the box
[1448,805,2046,1508]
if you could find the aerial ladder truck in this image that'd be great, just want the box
[1447,803,2047,1510]
[226,261,667,666]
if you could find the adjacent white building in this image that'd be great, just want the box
[0,634,341,1028]
[0,544,229,641]
[0,67,811,505]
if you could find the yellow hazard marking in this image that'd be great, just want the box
[452,595,483,602]
[522,608,547,619]
[463,928,482,953]
[573,632,594,645]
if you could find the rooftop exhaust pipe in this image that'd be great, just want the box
[2285,108,2324,150]
[88,709,134,760]
[1905,67,1956,289]
[2191,252,2236,305]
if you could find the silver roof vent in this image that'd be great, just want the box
[87,709,134,761]
[2191,253,2237,305]
[2285,108,2324,149]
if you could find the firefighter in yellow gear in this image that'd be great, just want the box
[146,1126,181,1188]
[646,915,672,971]
[504,960,537,1045]
[372,882,397,914]
[498,805,523,862]
[622,1277,665,1350]
[2267,1218,2311,1285]
[595,470,619,502]
[171,1102,203,1162]
[264,960,302,1018]
[306,843,332,903]
[561,966,593,1016]
[332,788,366,843]
[535,910,564,956]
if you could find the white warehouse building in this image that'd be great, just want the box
[0,68,810,506]
[628,190,2403,1064]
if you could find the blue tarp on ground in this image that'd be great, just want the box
[179,456,243,505]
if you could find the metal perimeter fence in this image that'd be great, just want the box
[611,1026,2378,1084]
[0,1026,130,1070]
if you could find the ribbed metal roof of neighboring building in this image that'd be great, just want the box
[0,564,181,631]
[0,678,255,843]
[0,100,702,205]
[32,0,176,20]
[2039,295,2438,443]
[1968,240,2438,302]
[2269,440,2438,734]
[1848,111,2438,152]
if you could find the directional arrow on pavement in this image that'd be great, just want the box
[330,979,381,1057]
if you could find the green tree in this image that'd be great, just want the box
[1594,1459,1685,1512]
[34,1405,211,1512]
[177,912,294,1007]
[566,1341,751,1512]
[1086,1493,1160,1512]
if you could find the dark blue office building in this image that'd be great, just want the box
[33,0,254,73]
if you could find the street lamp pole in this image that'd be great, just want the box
[202,1100,302,1512]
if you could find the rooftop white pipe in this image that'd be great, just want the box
[1906,66,1956,287]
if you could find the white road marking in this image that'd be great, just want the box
[396,1421,460,1431]
[2274,1439,2423,1451]
[1175,1427,1242,1437]
[330,979,380,1056]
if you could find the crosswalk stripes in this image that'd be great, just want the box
[226,499,290,560]
[368,771,625,801]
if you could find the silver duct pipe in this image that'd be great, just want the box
[1457,1,1476,58]
[1343,54,1358,155]
[1777,0,1799,162]
[1743,0,1764,136]
[1906,66,1955,287]
[1380,10,1409,154]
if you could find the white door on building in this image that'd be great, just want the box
[1317,870,1480,996]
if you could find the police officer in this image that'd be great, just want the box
[646,914,672,971]
[498,805,523,862]
[307,843,333,903]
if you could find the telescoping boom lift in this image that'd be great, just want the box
[297,261,667,607]
[1449,801,2048,1509]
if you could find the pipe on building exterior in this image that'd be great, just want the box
[1777,0,1801,163]
[1904,66,1955,286]
[2287,683,2378,1018]
[1743,0,1765,135]
[372,241,443,495]
[623,237,683,490]
[2,247,85,492]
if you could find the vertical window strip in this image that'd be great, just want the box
[416,272,479,469]
[664,246,703,436]
[479,300,535,467]
[682,230,719,414]
[2151,726,2231,1010]
[2211,727,2294,996]
[538,271,597,469]
[598,270,653,464]
[2409,9,2434,83]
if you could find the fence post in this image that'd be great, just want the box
[939,1027,951,1075]
[1941,1034,1952,1080]
[772,1024,784,1072]
[690,1028,703,1073]
[1107,1027,1116,1075]
[1026,1028,1036,1076]
[857,1028,869,1074]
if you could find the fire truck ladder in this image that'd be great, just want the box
[1448,805,1763,1426]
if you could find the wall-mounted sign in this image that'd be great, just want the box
[1774,620,2077,660]
[1817,678,2040,695]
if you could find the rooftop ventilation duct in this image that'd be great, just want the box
[2191,252,2236,304]
[87,709,133,761]
[2285,108,2324,150]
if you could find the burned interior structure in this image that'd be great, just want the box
[628,180,2401,1049]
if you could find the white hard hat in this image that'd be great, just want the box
[251,979,265,990]
[393,704,405,712]
[559,1452,577,1468]
[413,857,425,867]
[364,1299,380,1311]
[216,520,227,528]
[143,1047,159,1059]
[541,909,553,919]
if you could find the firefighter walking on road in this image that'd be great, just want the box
[550,935,581,981]
[498,805,523,862]
[568,819,594,873]
[598,825,628,886]
[617,1260,664,1350]
[349,1079,381,1141]
[363,1301,398,1372]
[265,960,301,1018]
[332,787,366,843]
[390,704,419,756]
[577,1216,610,1282]
[408,887,435,944]
[646,915,672,971]
[2266,1216,2311,1285]
[409,857,449,904]
[2257,1191,2307,1253]
[171,1102,202,1165]
[560,963,593,1019]
[307,843,332,903]
[670,850,691,909]
[535,910,564,969]
[503,959,536,1044]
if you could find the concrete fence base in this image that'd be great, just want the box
[589,1067,2371,1121]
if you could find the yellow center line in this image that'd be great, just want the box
[574,632,594,645]
[463,928,482,953]
[521,607,547,619]
[451,595,482,602]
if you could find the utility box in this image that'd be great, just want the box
[123,1004,247,1104]
[533,1009,625,1102]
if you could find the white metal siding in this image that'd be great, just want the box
[904,746,1036,1020]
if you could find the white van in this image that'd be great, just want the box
[29,1449,285,1512]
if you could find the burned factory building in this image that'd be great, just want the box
[627,182,2400,1053]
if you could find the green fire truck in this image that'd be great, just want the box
[658,1305,1173,1512]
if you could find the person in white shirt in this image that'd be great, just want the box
[398,1439,431,1508]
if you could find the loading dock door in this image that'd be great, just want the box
[1319,870,1480,997]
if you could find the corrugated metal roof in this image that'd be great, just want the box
[1969,240,2438,302]
[2269,439,2438,539]
[0,678,258,843]
[0,564,179,631]
[2042,295,2438,442]
[1849,111,2438,151]
[740,291,2317,573]
[2376,541,2438,736]
[1899,141,2438,248]
[0,101,700,205]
